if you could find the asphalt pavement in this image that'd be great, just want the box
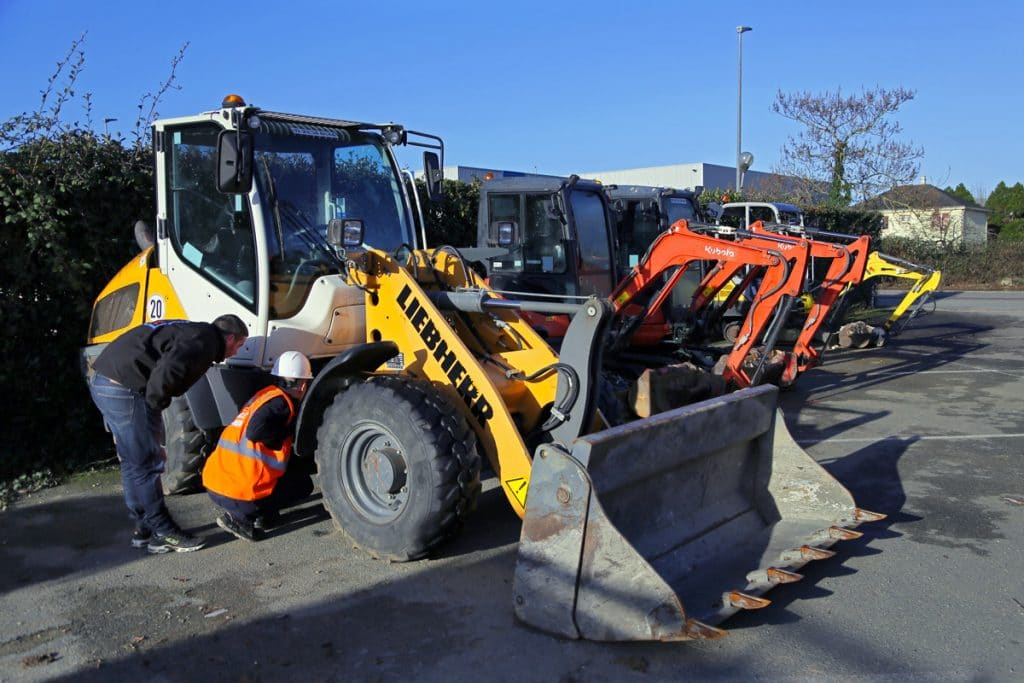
[1,290,1021,682]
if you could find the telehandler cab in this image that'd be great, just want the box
[83,97,882,641]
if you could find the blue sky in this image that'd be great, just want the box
[1,0,1020,199]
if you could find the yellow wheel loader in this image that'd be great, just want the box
[83,96,882,641]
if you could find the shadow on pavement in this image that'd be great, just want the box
[0,493,140,595]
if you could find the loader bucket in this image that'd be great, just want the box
[513,384,882,641]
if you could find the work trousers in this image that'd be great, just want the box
[207,464,314,523]
[89,373,177,535]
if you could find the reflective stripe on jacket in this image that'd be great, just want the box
[203,386,296,501]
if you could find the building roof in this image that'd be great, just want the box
[859,184,988,211]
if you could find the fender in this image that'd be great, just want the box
[293,341,400,458]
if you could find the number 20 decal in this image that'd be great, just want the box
[147,294,165,321]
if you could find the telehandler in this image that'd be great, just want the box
[83,97,882,641]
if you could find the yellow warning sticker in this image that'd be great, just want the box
[504,477,529,509]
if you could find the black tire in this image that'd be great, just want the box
[315,376,481,561]
[160,396,215,495]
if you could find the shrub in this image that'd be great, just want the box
[0,37,181,482]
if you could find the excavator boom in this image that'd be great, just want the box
[610,220,809,387]
[863,251,942,335]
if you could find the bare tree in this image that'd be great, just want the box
[971,183,989,207]
[771,86,923,206]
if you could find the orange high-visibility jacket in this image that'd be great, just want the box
[203,386,296,501]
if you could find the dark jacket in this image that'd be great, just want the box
[93,320,227,411]
[245,394,294,450]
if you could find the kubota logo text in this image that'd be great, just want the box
[397,284,494,425]
[704,245,736,258]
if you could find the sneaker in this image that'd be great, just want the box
[131,526,152,549]
[216,513,259,542]
[147,529,206,554]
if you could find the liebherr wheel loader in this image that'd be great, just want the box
[83,97,883,641]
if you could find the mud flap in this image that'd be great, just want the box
[513,384,880,641]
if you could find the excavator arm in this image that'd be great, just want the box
[863,251,942,335]
[608,220,809,387]
[750,222,873,371]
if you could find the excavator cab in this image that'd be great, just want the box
[473,175,618,301]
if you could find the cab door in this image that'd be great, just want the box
[568,189,616,298]
[155,121,262,365]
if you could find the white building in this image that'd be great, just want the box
[443,162,775,192]
[859,184,990,247]
[578,162,777,193]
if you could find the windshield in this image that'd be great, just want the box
[252,127,413,318]
[665,197,698,225]
[253,128,411,254]
[779,210,803,226]
[486,192,567,274]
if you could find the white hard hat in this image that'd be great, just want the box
[272,351,313,380]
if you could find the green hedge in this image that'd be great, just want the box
[880,236,1024,289]
[0,132,151,481]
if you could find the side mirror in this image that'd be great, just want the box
[705,202,722,220]
[217,130,254,194]
[423,151,442,203]
[328,218,364,249]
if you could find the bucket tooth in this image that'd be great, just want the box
[723,591,772,610]
[780,545,835,564]
[854,508,886,523]
[747,567,803,584]
[684,619,728,640]
[827,526,864,541]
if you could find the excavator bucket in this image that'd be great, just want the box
[513,384,881,641]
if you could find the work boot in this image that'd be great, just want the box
[253,511,280,532]
[148,528,206,554]
[131,525,153,549]
[217,513,259,542]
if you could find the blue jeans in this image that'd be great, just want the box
[89,373,177,535]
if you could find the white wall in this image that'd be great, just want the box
[880,207,988,246]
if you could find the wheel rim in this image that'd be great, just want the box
[340,422,410,523]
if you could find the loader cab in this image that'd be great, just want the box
[476,176,616,300]
[150,100,437,367]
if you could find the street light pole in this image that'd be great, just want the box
[736,25,752,193]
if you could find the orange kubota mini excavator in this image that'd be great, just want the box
[608,219,811,388]
[746,221,873,373]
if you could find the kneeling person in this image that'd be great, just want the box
[204,351,315,541]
